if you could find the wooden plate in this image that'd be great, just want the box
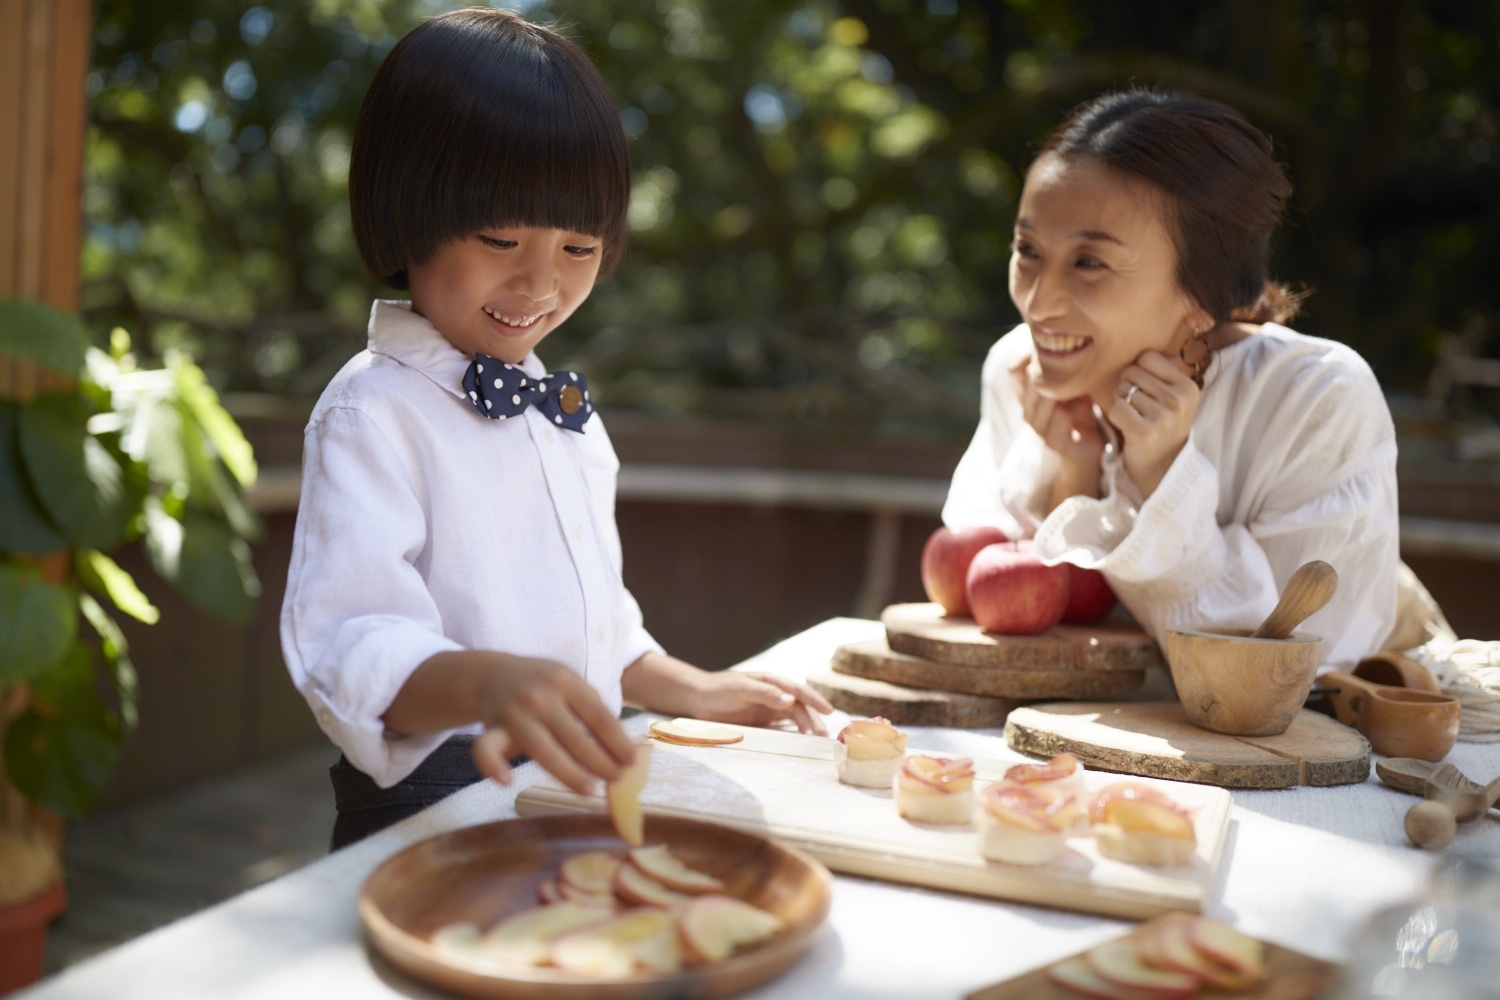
[883,603,1162,672]
[360,813,832,1000]
[966,923,1337,999]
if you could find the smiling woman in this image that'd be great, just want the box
[943,88,1409,671]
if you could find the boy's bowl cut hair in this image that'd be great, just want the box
[350,8,630,289]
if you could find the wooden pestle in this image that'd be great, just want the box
[1251,561,1339,640]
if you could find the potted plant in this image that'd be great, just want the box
[0,298,260,991]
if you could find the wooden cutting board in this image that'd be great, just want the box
[1006,702,1370,789]
[966,926,1338,1000]
[517,723,1234,920]
[806,658,1017,728]
[884,603,1163,672]
[834,637,1146,700]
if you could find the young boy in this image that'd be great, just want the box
[281,9,829,849]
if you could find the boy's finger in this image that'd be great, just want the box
[472,729,515,785]
[564,679,636,767]
[756,673,834,715]
[785,700,819,735]
[510,715,598,797]
[544,702,624,783]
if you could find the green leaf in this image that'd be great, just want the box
[147,504,260,623]
[79,593,138,732]
[4,641,122,818]
[0,299,88,378]
[76,549,159,624]
[174,359,257,488]
[0,563,75,685]
[17,393,139,549]
[0,400,66,553]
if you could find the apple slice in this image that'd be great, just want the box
[679,895,784,964]
[1147,915,1253,989]
[632,925,685,974]
[550,908,678,977]
[614,859,691,908]
[1085,940,1200,999]
[560,851,622,896]
[1187,917,1266,982]
[557,879,617,908]
[1048,956,1160,1000]
[607,742,653,847]
[475,901,614,967]
[430,922,481,955]
[537,878,564,905]
[628,844,725,894]
[649,719,744,746]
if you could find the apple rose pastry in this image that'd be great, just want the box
[979,783,1081,866]
[1090,782,1196,867]
[894,756,975,825]
[834,717,908,788]
[1002,752,1088,809]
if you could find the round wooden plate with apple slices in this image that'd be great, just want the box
[361,813,831,1000]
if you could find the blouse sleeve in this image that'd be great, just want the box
[943,327,1057,538]
[1033,343,1399,670]
[280,405,465,788]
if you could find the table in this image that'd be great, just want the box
[21,619,1500,1000]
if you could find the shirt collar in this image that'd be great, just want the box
[365,300,547,398]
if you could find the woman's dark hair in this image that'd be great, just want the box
[1042,88,1301,325]
[350,8,630,288]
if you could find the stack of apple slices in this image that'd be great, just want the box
[431,844,784,977]
[1049,913,1266,999]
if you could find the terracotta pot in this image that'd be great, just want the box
[0,881,66,995]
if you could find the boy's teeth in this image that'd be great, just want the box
[1035,332,1089,353]
[483,306,538,328]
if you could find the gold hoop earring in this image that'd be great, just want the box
[1180,325,1212,388]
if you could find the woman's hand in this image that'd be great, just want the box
[684,670,834,736]
[1106,350,1200,499]
[1011,359,1104,512]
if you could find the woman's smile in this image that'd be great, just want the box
[1031,326,1094,358]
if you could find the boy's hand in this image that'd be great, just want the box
[684,670,833,736]
[468,655,636,796]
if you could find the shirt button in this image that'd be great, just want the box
[594,624,606,643]
[316,707,334,727]
[544,427,556,444]
[571,521,584,540]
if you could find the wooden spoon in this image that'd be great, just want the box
[1250,561,1339,640]
[1427,769,1500,823]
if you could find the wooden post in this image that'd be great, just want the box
[0,0,91,400]
[0,0,91,910]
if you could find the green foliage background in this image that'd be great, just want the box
[83,0,1500,437]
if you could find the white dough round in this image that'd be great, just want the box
[978,811,1066,866]
[834,741,902,789]
[894,778,974,825]
[1093,824,1195,867]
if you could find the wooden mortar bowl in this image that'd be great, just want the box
[1164,627,1322,736]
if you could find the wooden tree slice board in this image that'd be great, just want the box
[807,659,1017,728]
[884,603,1163,673]
[833,637,1146,700]
[967,927,1337,1000]
[1005,701,1370,789]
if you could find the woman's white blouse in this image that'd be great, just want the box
[943,323,1399,669]
[281,301,661,788]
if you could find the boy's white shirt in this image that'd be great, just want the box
[942,322,1400,670]
[281,300,662,788]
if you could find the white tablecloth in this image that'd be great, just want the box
[21,619,1500,1000]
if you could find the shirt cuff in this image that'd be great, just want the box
[1035,438,1220,587]
[308,622,466,788]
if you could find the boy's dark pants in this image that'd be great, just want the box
[328,734,527,850]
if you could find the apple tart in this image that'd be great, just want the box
[834,717,908,788]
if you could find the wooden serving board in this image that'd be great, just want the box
[517,723,1234,920]
[884,603,1163,672]
[967,929,1338,1000]
[807,658,1017,727]
[1006,702,1370,789]
[834,637,1146,700]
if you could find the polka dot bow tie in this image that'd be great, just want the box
[461,353,594,431]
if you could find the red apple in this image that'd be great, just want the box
[921,526,1010,615]
[965,542,1070,635]
[1063,564,1117,624]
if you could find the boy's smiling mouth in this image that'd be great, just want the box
[482,304,546,332]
